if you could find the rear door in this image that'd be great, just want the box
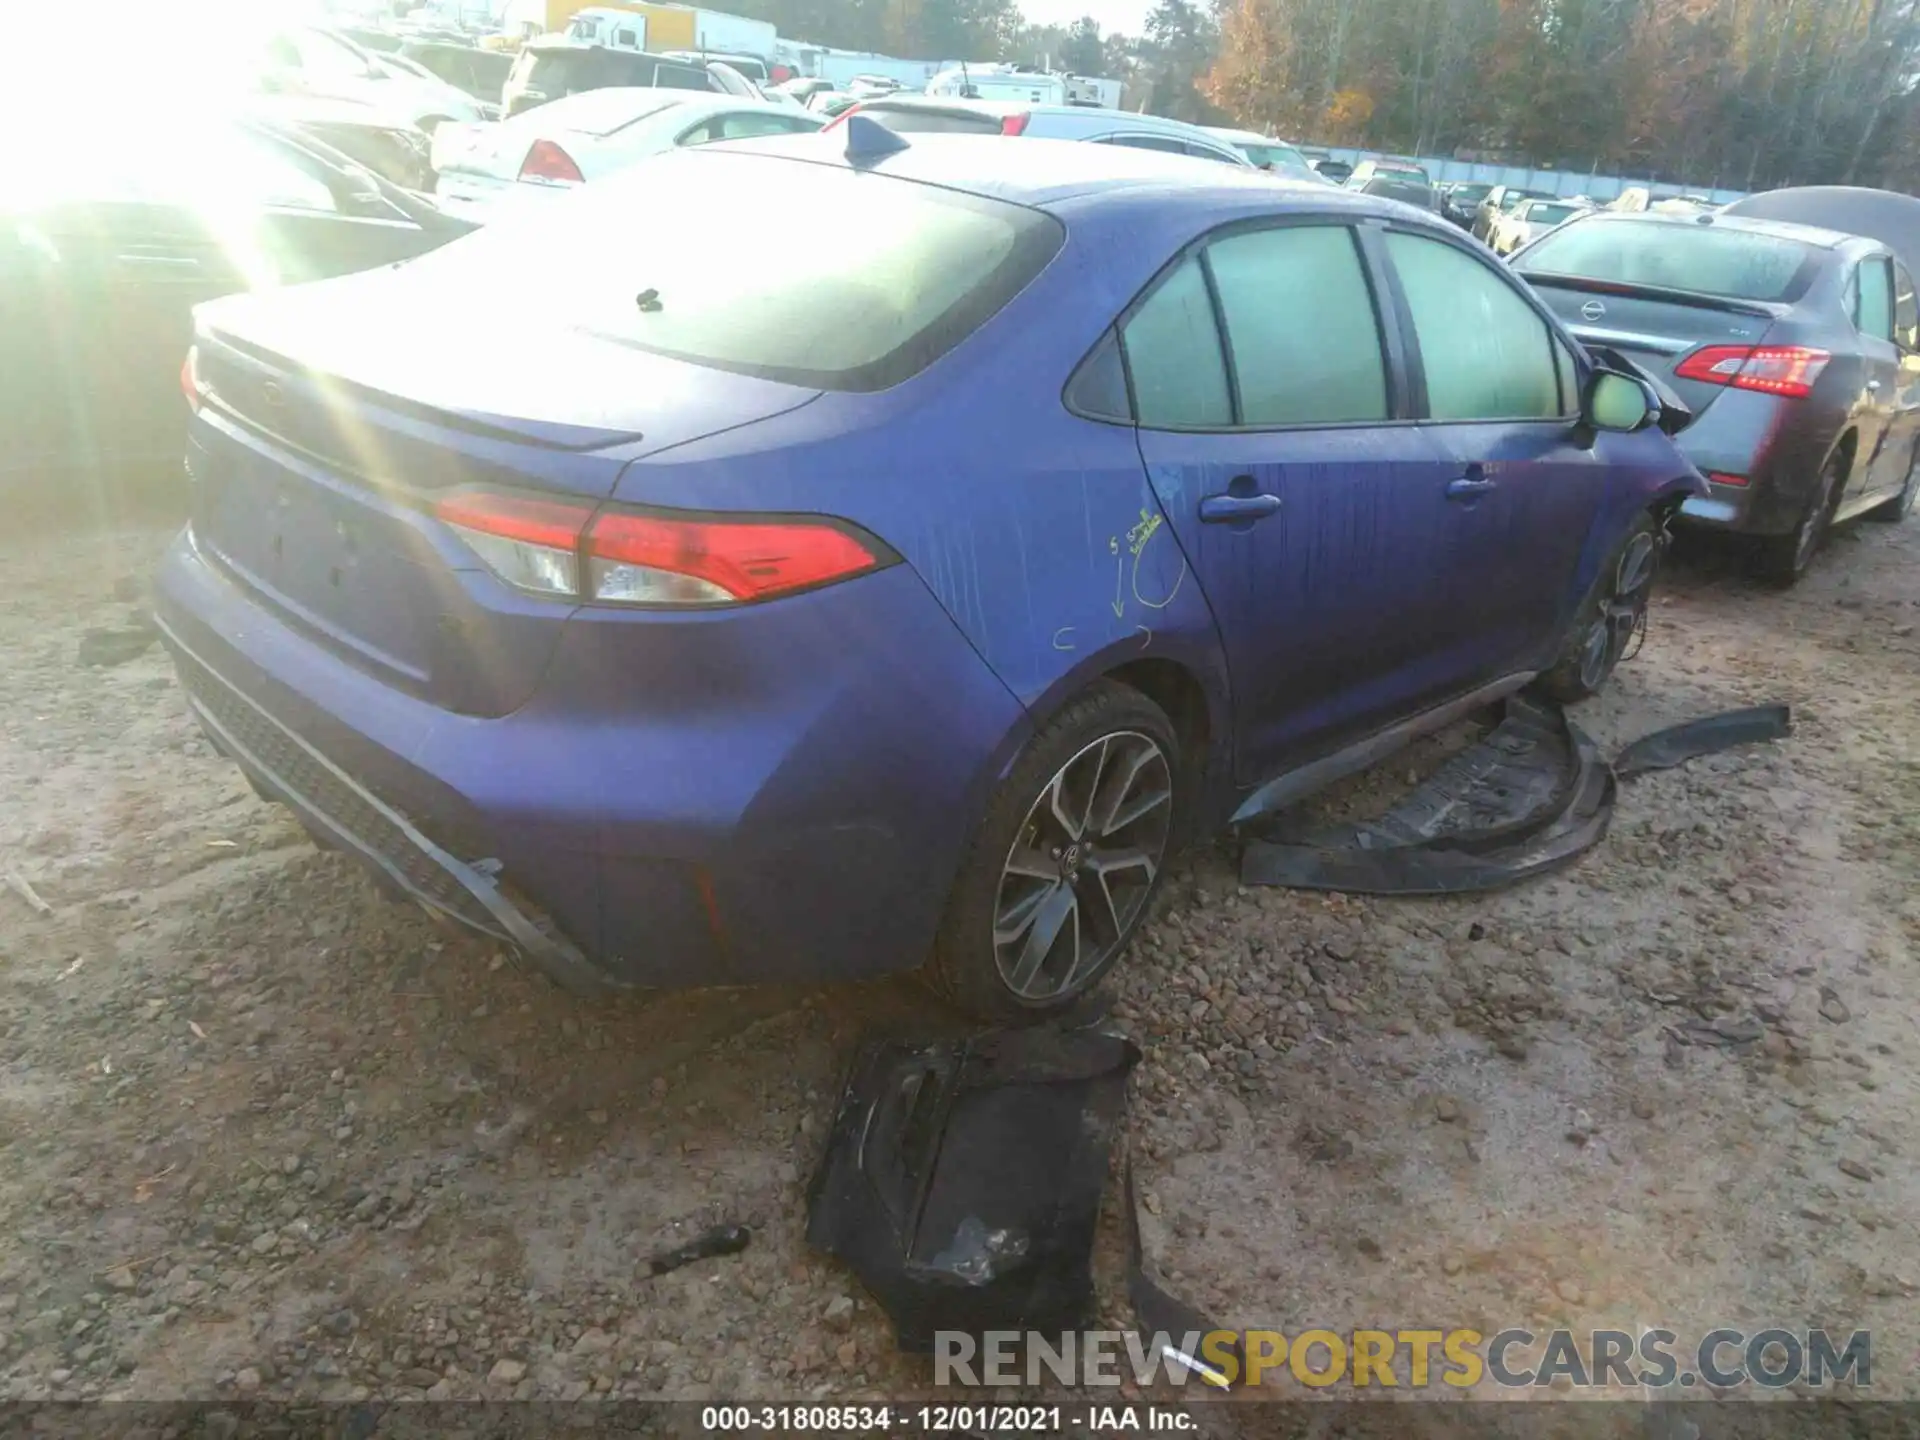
[1378,227,1611,670]
[1847,251,1906,504]
[1883,260,1920,500]
[1125,219,1486,784]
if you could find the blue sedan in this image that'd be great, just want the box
[154,124,1703,1019]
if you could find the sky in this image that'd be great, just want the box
[1016,0,1154,38]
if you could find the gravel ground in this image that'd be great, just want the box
[0,515,1915,1407]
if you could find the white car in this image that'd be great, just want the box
[827,97,1253,167]
[1202,127,1330,182]
[432,91,823,219]
[1487,197,1592,256]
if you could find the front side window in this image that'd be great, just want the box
[1856,256,1895,342]
[1386,231,1562,421]
[1120,256,1232,427]
[1207,226,1387,425]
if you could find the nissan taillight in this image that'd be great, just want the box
[1673,345,1831,399]
[518,138,584,185]
[432,491,895,607]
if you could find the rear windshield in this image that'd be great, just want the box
[411,150,1064,390]
[1376,163,1428,180]
[1519,220,1815,301]
[1501,189,1551,211]
[858,104,1002,135]
[1530,204,1579,226]
[516,48,600,93]
[1364,177,1431,204]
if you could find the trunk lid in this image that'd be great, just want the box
[189,275,821,716]
[1522,273,1787,417]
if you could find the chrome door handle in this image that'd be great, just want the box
[1199,492,1282,523]
[1446,477,1497,500]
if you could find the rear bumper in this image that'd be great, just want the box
[162,611,614,995]
[153,524,1028,993]
[1670,390,1842,536]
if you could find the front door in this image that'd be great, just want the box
[1847,252,1905,507]
[1376,228,1613,668]
[1123,220,1488,787]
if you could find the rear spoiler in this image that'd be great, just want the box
[1520,271,1787,321]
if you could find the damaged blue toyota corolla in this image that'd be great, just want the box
[154,123,1705,1020]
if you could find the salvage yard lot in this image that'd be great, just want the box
[0,515,1916,1403]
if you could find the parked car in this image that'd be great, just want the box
[776,76,838,103]
[1487,197,1590,256]
[156,130,1699,1019]
[255,95,435,192]
[825,98,1252,166]
[1473,184,1555,241]
[1202,128,1325,181]
[401,39,516,106]
[433,92,821,218]
[1301,150,1352,184]
[806,92,862,117]
[1514,210,1920,581]
[1345,158,1436,210]
[1440,180,1494,229]
[501,41,745,117]
[266,25,491,131]
[0,109,469,501]
[661,50,772,85]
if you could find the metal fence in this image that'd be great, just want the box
[1310,146,1750,205]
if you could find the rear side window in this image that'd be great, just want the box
[1207,226,1387,425]
[1519,220,1814,302]
[413,149,1063,392]
[1855,256,1895,342]
[1386,232,1562,421]
[858,106,1002,135]
[1107,135,1190,155]
[1121,256,1232,427]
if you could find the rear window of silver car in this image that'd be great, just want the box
[412,149,1064,390]
[1520,220,1815,302]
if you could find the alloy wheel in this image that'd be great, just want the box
[1793,458,1842,570]
[992,731,1174,1004]
[1577,530,1659,692]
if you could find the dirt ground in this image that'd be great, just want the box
[0,511,1915,1411]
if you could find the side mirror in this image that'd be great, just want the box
[1584,370,1657,434]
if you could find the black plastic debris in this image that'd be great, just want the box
[1124,1159,1239,1391]
[806,1026,1138,1352]
[644,1224,750,1278]
[1612,704,1792,779]
[1240,699,1790,896]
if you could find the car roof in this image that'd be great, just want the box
[1570,209,1863,250]
[717,131,1429,213]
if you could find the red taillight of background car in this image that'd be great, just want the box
[1673,345,1831,399]
[432,491,891,607]
[518,138,584,185]
[1001,112,1031,135]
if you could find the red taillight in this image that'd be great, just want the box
[1673,345,1830,399]
[431,491,889,606]
[180,346,202,412]
[518,138,583,184]
[586,511,885,605]
[1001,112,1030,136]
[1705,471,1750,487]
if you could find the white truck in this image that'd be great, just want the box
[774,43,946,91]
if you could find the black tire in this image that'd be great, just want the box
[923,681,1181,1022]
[1535,511,1663,704]
[1755,446,1846,585]
[1865,442,1920,523]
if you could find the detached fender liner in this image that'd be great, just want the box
[155,611,621,997]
